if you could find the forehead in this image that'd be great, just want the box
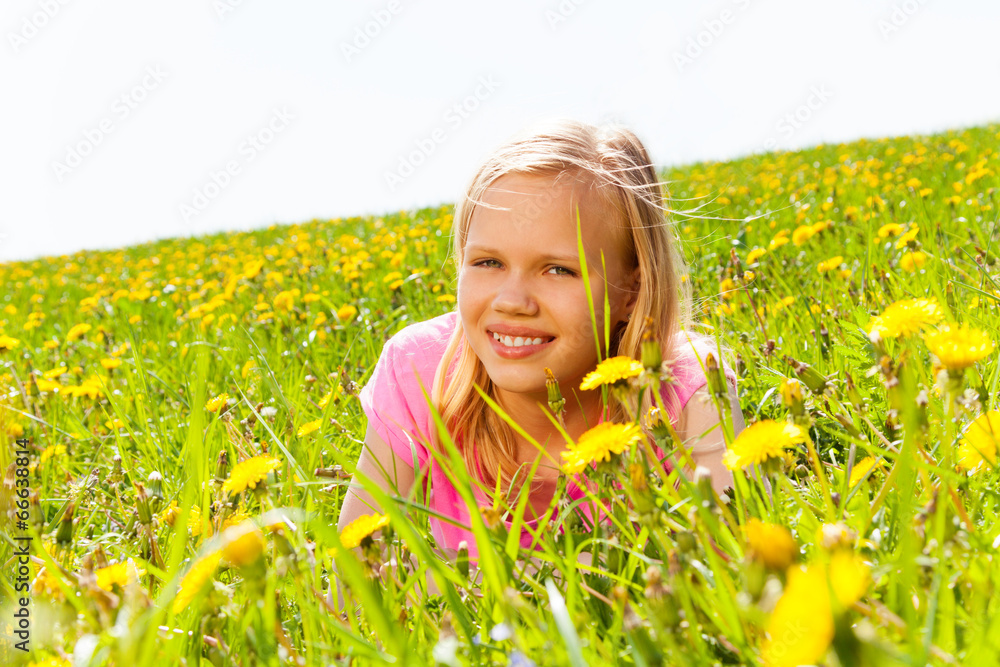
[468,172,626,252]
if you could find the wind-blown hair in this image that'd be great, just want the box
[430,118,727,493]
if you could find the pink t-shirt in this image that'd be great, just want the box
[358,311,735,558]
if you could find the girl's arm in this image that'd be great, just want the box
[337,421,415,532]
[674,382,745,496]
[331,422,418,610]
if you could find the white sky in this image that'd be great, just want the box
[2,0,999,262]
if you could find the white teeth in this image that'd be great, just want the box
[491,332,547,347]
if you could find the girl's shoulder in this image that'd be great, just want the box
[358,311,461,469]
[382,311,459,358]
[663,330,738,412]
[368,310,460,395]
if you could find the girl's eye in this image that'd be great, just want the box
[548,266,576,277]
[473,259,501,268]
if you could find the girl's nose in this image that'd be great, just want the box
[492,273,538,315]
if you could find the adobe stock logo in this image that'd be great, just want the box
[178,107,295,224]
[340,0,404,63]
[761,84,834,152]
[383,76,501,192]
[673,0,754,73]
[8,0,74,53]
[50,65,168,183]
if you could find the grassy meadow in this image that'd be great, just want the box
[1,123,999,666]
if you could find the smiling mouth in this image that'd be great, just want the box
[489,331,556,348]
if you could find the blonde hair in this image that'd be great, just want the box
[430,118,729,493]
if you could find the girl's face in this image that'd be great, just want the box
[457,172,640,401]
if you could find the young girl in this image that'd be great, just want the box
[337,118,744,563]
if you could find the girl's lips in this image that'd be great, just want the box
[487,331,555,359]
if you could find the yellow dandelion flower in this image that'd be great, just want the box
[297,419,322,437]
[722,420,806,471]
[272,289,298,313]
[66,323,92,341]
[42,366,67,380]
[221,507,250,530]
[187,505,212,538]
[868,298,943,341]
[221,525,267,568]
[436,294,457,303]
[172,551,222,614]
[924,325,994,370]
[205,393,230,412]
[762,551,870,667]
[0,334,21,352]
[899,251,926,272]
[64,376,104,399]
[561,422,644,475]
[894,225,920,249]
[746,247,767,265]
[95,559,144,591]
[100,358,122,370]
[105,418,126,430]
[222,455,281,495]
[877,222,904,239]
[768,236,790,251]
[32,567,66,600]
[336,304,358,322]
[579,356,645,391]
[957,411,1000,474]
[39,444,66,464]
[848,457,885,487]
[35,377,60,392]
[318,385,341,409]
[744,518,798,571]
[340,513,391,550]
[241,359,256,379]
[159,501,180,527]
[242,258,265,279]
[792,224,818,245]
[816,256,843,273]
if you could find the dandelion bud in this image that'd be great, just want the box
[606,535,622,572]
[643,566,667,600]
[675,531,697,554]
[93,545,110,569]
[56,502,75,547]
[784,355,829,395]
[704,352,726,399]
[109,454,123,488]
[456,541,469,580]
[214,450,229,488]
[640,317,661,371]
[147,471,164,510]
[833,413,862,438]
[844,371,865,412]
[135,482,152,526]
[544,368,565,418]
[28,490,43,535]
[735,353,746,377]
